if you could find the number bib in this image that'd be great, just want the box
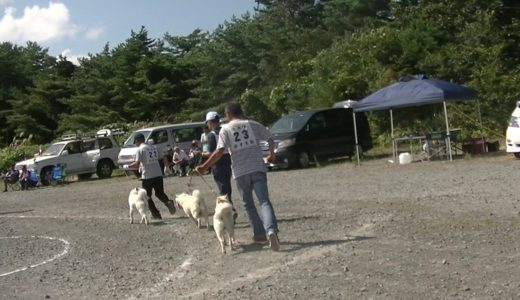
[144,147,159,163]
[229,122,257,152]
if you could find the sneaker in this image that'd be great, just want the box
[267,232,280,251]
[252,235,267,243]
[166,200,176,215]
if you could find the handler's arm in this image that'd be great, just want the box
[127,161,140,169]
[195,148,225,174]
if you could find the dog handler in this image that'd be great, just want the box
[196,103,280,251]
[202,111,238,222]
[124,133,176,220]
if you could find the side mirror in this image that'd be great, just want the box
[61,150,69,156]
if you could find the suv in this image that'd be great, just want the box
[15,129,122,185]
[262,107,372,169]
[117,122,205,173]
[507,101,520,158]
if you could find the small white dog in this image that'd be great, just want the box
[128,187,149,225]
[175,189,209,230]
[213,195,236,254]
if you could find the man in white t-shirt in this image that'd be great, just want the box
[172,146,189,177]
[196,103,280,251]
[124,133,176,220]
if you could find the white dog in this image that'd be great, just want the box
[128,187,149,225]
[175,189,209,230]
[213,195,236,254]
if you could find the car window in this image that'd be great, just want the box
[309,113,326,131]
[83,140,96,151]
[173,127,202,143]
[123,130,151,147]
[98,137,113,150]
[270,114,310,134]
[324,109,349,129]
[149,130,168,144]
[43,143,65,156]
[65,141,82,154]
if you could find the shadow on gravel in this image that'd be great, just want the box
[279,236,374,253]
[0,209,34,215]
[237,236,374,253]
[277,215,320,223]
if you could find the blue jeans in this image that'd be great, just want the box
[235,172,278,236]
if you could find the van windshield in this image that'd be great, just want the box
[270,114,311,134]
[123,131,151,148]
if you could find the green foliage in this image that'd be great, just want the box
[0,0,519,150]
[0,135,39,171]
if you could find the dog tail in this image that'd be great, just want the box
[192,189,200,199]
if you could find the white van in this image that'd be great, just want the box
[506,101,520,158]
[117,122,205,171]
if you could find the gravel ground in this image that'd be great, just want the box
[1,153,520,299]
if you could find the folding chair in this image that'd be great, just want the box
[423,132,448,160]
[50,165,67,186]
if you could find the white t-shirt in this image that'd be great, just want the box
[173,149,189,162]
[217,119,272,178]
[135,143,163,179]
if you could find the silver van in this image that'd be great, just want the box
[117,122,205,171]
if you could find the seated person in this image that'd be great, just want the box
[172,146,189,177]
[162,147,174,176]
[2,164,19,192]
[188,140,202,171]
[19,165,31,191]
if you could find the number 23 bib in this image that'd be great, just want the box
[229,122,257,151]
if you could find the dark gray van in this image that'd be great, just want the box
[262,107,372,168]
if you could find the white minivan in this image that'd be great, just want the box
[117,122,205,172]
[506,101,520,158]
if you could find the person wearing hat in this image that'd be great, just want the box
[196,103,280,251]
[124,133,176,220]
[201,111,238,222]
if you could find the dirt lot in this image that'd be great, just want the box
[1,153,520,299]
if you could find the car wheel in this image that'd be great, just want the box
[298,151,310,168]
[40,167,53,186]
[514,152,520,159]
[96,160,113,178]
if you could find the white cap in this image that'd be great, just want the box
[205,111,220,122]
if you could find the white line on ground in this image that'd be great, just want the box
[125,257,193,300]
[0,235,70,278]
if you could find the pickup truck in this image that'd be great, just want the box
[15,129,122,185]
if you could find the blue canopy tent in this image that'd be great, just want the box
[352,76,479,164]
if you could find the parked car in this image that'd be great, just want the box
[262,107,372,169]
[15,129,122,185]
[117,122,205,174]
[506,101,520,158]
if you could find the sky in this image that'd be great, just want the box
[0,0,257,63]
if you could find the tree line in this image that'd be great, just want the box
[1,0,519,147]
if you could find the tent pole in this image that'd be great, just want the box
[443,101,453,161]
[390,109,395,162]
[353,111,360,166]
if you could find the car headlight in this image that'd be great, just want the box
[277,138,295,149]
